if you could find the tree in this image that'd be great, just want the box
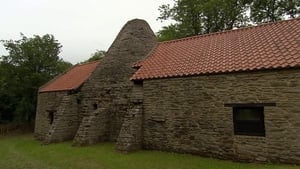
[200,0,251,33]
[81,50,106,63]
[157,0,299,41]
[157,24,187,41]
[250,0,299,23]
[286,0,300,18]
[157,0,251,41]
[0,63,15,123]
[57,59,73,73]
[0,34,72,123]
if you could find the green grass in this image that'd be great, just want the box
[0,134,299,169]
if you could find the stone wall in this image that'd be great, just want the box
[34,91,80,143]
[116,82,144,151]
[141,68,300,164]
[35,91,67,140]
[73,19,157,145]
[44,94,80,143]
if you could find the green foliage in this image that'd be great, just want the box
[57,59,73,73]
[89,50,106,61]
[0,66,15,123]
[250,0,300,23]
[156,24,187,41]
[157,0,299,41]
[0,34,72,123]
[0,134,299,169]
[81,50,106,63]
[157,0,251,41]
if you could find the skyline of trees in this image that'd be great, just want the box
[157,0,300,41]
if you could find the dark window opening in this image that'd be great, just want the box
[93,103,98,110]
[106,89,111,94]
[48,111,55,125]
[133,80,143,85]
[233,107,265,136]
[77,98,81,104]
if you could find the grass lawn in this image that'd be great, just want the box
[0,134,299,169]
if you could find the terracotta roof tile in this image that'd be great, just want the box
[131,18,300,80]
[39,61,100,93]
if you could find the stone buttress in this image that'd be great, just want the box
[35,91,80,143]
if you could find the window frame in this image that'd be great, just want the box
[233,106,265,137]
[224,102,276,137]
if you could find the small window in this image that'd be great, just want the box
[77,98,81,105]
[48,111,55,125]
[233,107,265,136]
[93,103,98,110]
[133,80,143,85]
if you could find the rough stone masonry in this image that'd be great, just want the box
[35,19,157,146]
[35,18,300,164]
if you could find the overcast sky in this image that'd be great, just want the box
[0,0,173,64]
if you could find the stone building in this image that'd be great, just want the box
[35,61,100,143]
[35,18,300,164]
[35,19,157,145]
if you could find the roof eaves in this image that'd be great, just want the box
[131,65,300,81]
[39,88,74,93]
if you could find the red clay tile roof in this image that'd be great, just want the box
[39,61,100,93]
[131,18,300,80]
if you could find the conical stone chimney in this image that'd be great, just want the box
[73,19,157,146]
